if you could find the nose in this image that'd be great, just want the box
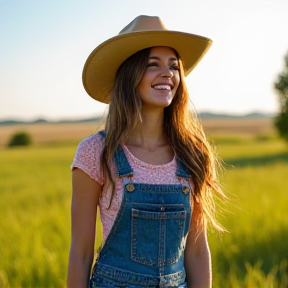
[160,66,173,78]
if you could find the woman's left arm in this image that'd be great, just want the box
[184,204,212,288]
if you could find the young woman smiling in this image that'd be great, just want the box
[67,15,225,288]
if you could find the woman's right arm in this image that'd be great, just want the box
[67,168,102,288]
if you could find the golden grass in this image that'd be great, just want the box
[0,118,275,148]
[201,117,274,135]
[0,122,102,148]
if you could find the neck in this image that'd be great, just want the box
[125,109,168,149]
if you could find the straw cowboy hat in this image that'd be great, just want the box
[82,15,212,103]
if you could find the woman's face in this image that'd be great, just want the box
[136,46,180,109]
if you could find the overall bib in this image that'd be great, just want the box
[90,143,192,288]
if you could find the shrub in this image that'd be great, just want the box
[8,131,32,147]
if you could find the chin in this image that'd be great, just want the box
[144,102,173,110]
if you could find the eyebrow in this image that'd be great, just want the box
[148,56,178,62]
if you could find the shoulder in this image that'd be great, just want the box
[73,131,105,165]
[77,131,105,151]
[71,132,106,184]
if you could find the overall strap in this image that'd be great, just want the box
[98,130,106,138]
[176,158,190,179]
[98,130,134,177]
[113,146,134,177]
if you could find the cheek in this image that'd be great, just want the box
[136,82,147,96]
[137,76,152,93]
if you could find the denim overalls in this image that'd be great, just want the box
[90,139,192,288]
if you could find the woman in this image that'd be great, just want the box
[67,15,225,288]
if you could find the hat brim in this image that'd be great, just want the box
[82,30,212,103]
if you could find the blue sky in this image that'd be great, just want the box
[1,0,288,120]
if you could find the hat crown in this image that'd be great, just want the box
[118,15,167,35]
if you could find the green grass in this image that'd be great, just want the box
[0,138,287,287]
[0,147,74,288]
[210,138,288,287]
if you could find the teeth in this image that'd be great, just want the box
[153,85,171,90]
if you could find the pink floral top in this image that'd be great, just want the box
[71,132,190,242]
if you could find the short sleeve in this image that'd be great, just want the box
[71,132,104,185]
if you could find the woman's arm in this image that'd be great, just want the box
[184,202,212,288]
[67,168,102,288]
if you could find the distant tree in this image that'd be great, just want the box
[274,52,288,141]
[8,131,32,147]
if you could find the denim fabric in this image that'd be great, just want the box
[90,139,192,288]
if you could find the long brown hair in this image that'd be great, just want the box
[101,47,226,231]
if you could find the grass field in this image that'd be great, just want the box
[209,138,288,287]
[0,119,287,288]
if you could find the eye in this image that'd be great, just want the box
[170,64,180,71]
[147,62,158,67]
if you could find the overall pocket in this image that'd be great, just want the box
[131,208,186,266]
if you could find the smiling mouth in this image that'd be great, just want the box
[151,84,172,91]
